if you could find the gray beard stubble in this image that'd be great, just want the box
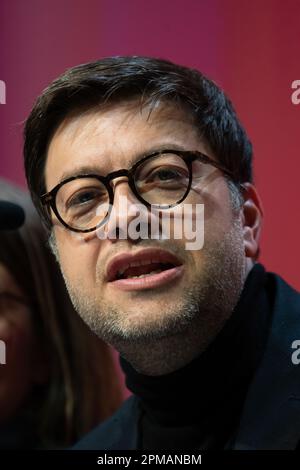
[60,215,247,354]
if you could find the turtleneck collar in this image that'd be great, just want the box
[120,263,272,439]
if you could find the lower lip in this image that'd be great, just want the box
[107,265,184,291]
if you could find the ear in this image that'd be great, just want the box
[240,183,264,259]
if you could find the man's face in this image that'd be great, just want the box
[45,100,247,349]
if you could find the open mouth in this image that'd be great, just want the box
[106,249,184,291]
[116,261,176,280]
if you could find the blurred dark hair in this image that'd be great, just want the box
[24,56,253,228]
[0,179,122,447]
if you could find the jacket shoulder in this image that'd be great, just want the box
[232,269,300,449]
[72,395,140,450]
[267,271,300,340]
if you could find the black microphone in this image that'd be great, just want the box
[0,201,25,230]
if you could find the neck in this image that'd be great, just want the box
[120,263,270,430]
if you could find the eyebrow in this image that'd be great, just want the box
[59,165,107,184]
[57,143,190,184]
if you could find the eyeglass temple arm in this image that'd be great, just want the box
[41,193,53,205]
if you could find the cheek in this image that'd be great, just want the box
[179,179,233,241]
[55,225,100,285]
[203,182,234,235]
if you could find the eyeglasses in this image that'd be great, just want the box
[41,149,237,233]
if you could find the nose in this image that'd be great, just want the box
[111,176,137,202]
[103,176,151,242]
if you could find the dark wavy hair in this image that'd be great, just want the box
[24,56,253,227]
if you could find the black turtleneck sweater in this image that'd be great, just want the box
[120,263,274,450]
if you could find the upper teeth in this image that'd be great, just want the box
[117,259,162,277]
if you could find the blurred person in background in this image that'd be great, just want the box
[0,178,122,449]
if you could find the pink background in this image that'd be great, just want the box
[0,0,299,290]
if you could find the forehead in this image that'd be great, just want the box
[45,100,209,190]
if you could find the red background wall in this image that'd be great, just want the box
[0,0,299,290]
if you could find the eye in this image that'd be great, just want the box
[67,188,106,209]
[154,168,181,181]
[72,190,96,205]
[146,166,188,183]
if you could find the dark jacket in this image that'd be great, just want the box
[73,270,300,450]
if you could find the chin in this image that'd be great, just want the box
[110,309,191,342]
